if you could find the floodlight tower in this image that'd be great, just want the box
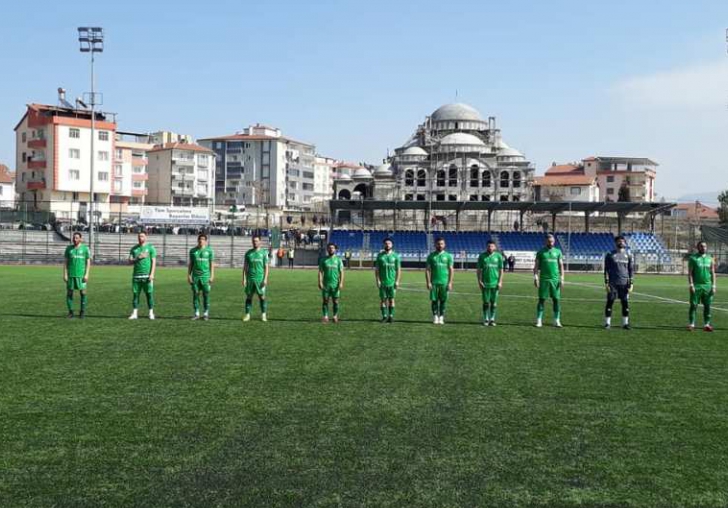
[77,27,104,256]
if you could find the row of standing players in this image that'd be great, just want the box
[62,232,717,331]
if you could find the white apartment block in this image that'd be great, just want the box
[313,155,337,205]
[14,102,119,220]
[0,164,15,207]
[146,142,215,206]
[112,132,155,214]
[200,124,317,211]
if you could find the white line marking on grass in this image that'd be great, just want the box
[565,279,728,314]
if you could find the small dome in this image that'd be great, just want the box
[336,173,352,182]
[498,147,524,158]
[352,167,373,179]
[440,132,486,147]
[431,103,484,122]
[374,163,394,178]
[401,146,428,156]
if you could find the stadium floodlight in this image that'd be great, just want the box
[77,27,104,258]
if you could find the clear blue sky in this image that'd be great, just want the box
[2,0,727,200]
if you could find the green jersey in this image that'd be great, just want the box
[689,253,713,287]
[64,243,90,278]
[375,250,401,287]
[244,248,268,282]
[477,251,504,289]
[130,243,156,278]
[319,255,343,288]
[189,246,214,278]
[536,247,562,281]
[426,250,454,285]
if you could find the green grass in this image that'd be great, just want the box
[0,265,726,508]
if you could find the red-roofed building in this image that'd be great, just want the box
[670,201,719,220]
[533,162,600,202]
[14,95,119,219]
[0,164,16,207]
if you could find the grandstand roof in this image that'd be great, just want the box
[330,200,676,214]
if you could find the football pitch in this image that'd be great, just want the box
[1,265,727,508]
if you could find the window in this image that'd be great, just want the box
[405,194,414,201]
[482,195,491,201]
[133,181,144,189]
[72,192,79,200]
[98,171,109,181]
[436,170,446,187]
[482,172,491,188]
[436,194,445,201]
[69,128,80,139]
[69,148,80,159]
[113,181,123,193]
[570,187,582,195]
[448,194,457,201]
[303,171,314,179]
[512,171,521,188]
[607,188,615,195]
[22,132,26,143]
[114,164,123,177]
[115,149,123,160]
[303,183,314,191]
[22,152,27,163]
[500,171,509,188]
[470,194,478,201]
[416,170,426,187]
[470,166,479,187]
[98,131,109,141]
[69,169,80,180]
[98,151,109,161]
[416,194,426,201]
[404,170,414,186]
[500,195,509,202]
[448,165,458,187]
[607,175,615,183]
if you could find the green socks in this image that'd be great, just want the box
[537,299,545,320]
[689,305,696,325]
[431,301,439,316]
[80,293,87,312]
[66,291,74,312]
[553,300,561,321]
[388,305,395,318]
[322,303,329,317]
[202,292,210,313]
[245,299,252,314]
[332,301,340,317]
[261,299,268,313]
[381,305,388,319]
[192,291,200,313]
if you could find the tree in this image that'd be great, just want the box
[718,190,728,223]
[618,183,630,202]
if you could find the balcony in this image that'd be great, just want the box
[172,187,194,196]
[27,180,47,190]
[132,188,148,197]
[132,172,149,181]
[28,160,47,170]
[132,157,148,167]
[28,139,46,149]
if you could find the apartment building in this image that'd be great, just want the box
[199,124,317,211]
[14,102,118,220]
[0,164,15,207]
[146,142,215,206]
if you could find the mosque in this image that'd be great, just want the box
[333,103,535,205]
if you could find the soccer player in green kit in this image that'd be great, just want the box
[187,233,215,321]
[533,233,564,328]
[688,241,717,332]
[242,235,270,322]
[477,240,505,326]
[128,231,157,320]
[63,232,91,318]
[319,242,344,323]
[374,237,401,323]
[426,237,454,325]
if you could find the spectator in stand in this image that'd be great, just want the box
[508,254,516,272]
[344,249,352,268]
[288,247,295,268]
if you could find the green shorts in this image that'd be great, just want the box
[245,280,267,297]
[691,285,714,307]
[321,286,341,299]
[132,277,154,295]
[191,277,211,293]
[538,279,561,300]
[482,287,499,304]
[66,277,87,291]
[429,284,449,303]
[379,285,396,300]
